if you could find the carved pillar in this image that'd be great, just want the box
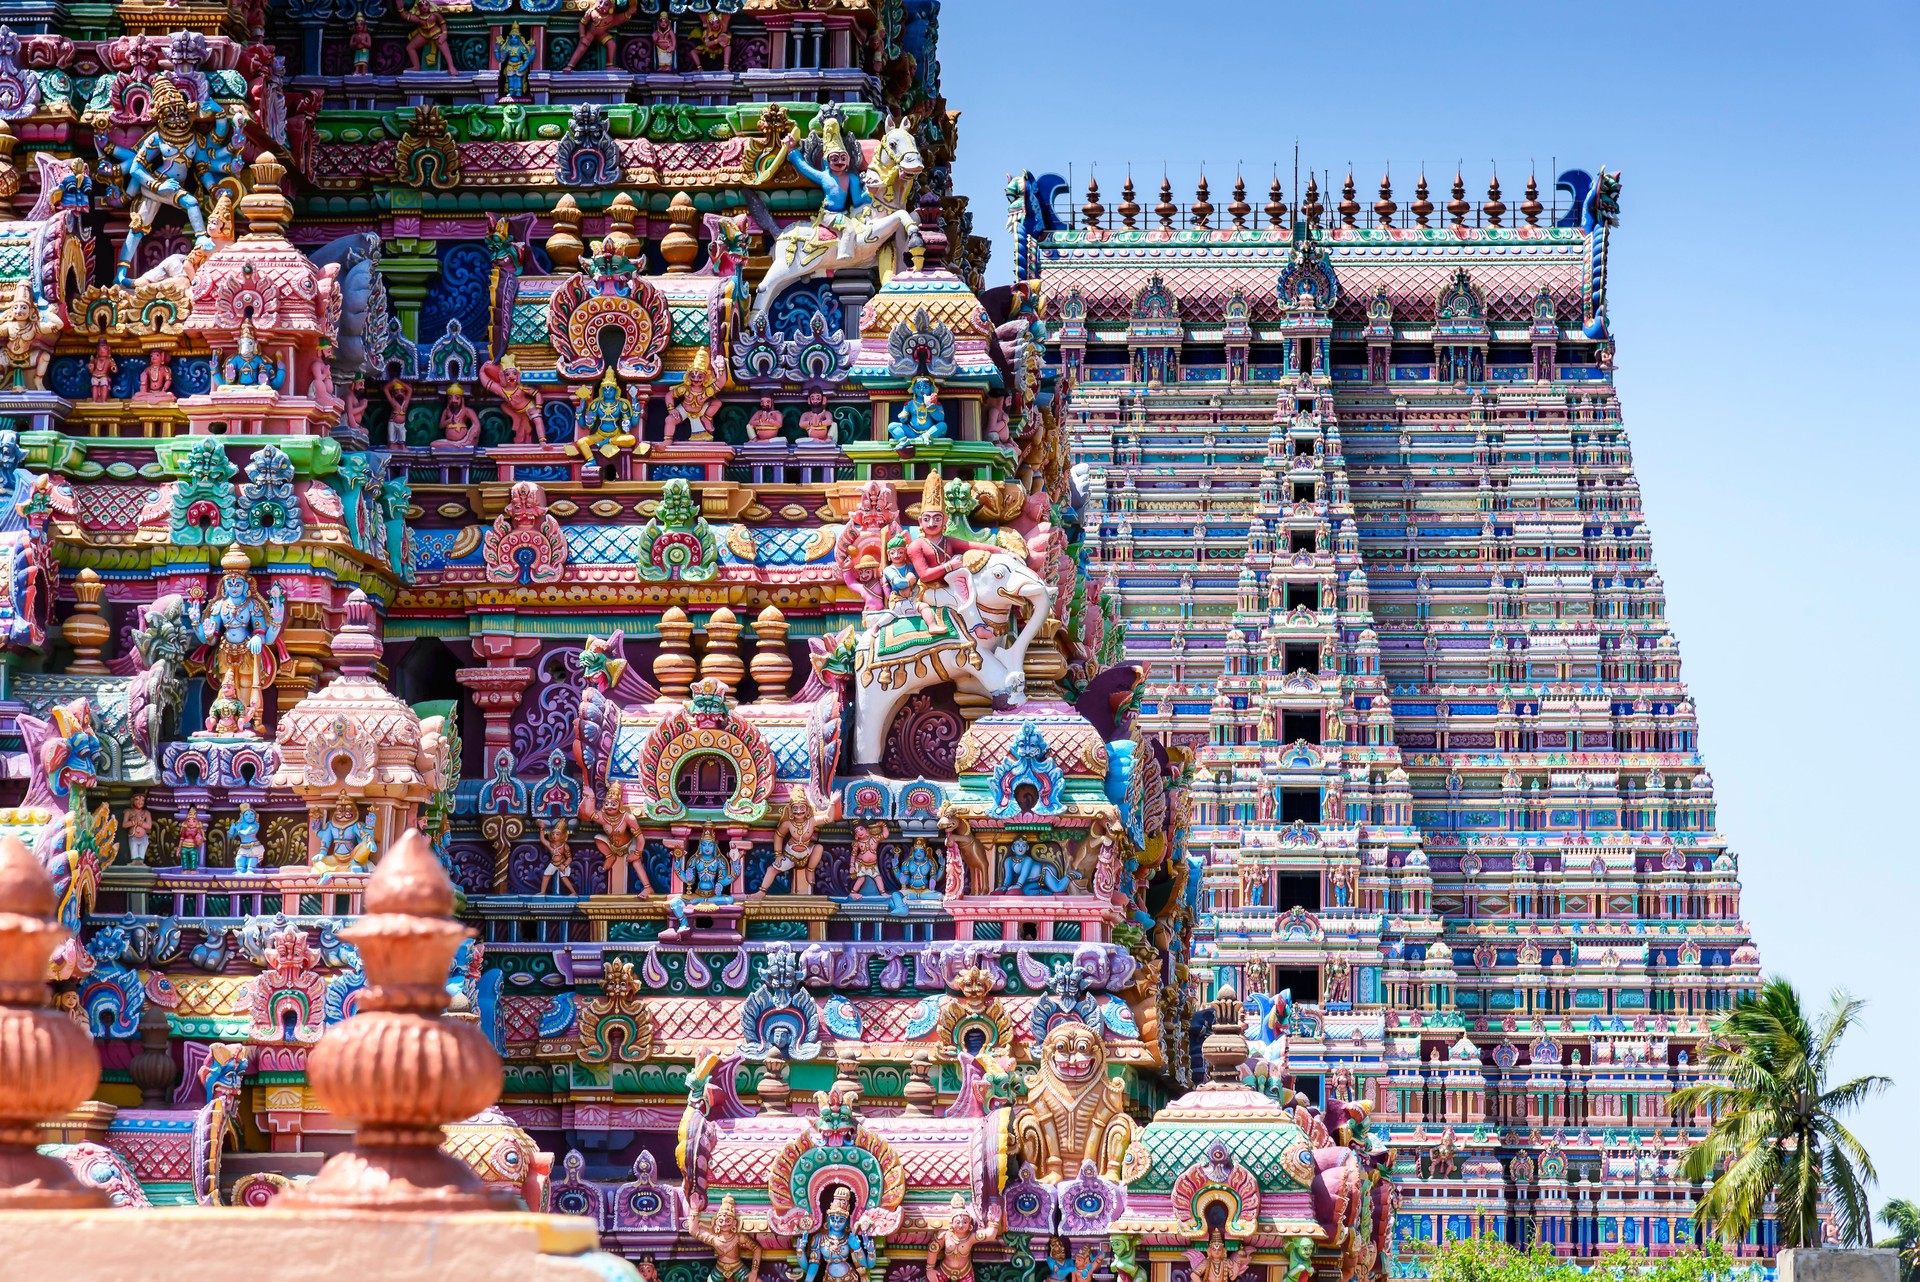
[455,666,534,763]
[750,606,792,701]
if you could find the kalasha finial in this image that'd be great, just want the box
[1081,175,1104,229]
[1338,169,1359,228]
[1228,174,1249,230]
[1264,177,1286,229]
[239,151,293,237]
[1118,173,1139,230]
[1190,174,1213,230]
[279,830,508,1211]
[1154,176,1176,231]
[1520,173,1543,227]
[1200,983,1252,1084]
[330,587,383,680]
[1484,174,1506,227]
[0,834,108,1208]
[1449,171,1470,226]
[1374,173,1396,228]
[1302,175,1322,225]
[1412,171,1433,228]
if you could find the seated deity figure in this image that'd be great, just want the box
[894,837,942,907]
[313,798,377,878]
[666,824,737,934]
[799,1188,875,1282]
[231,801,265,874]
[998,837,1076,895]
[576,370,638,460]
[889,374,950,447]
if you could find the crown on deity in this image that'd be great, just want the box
[219,545,253,578]
[920,469,945,516]
[948,1193,971,1214]
[828,1187,853,1215]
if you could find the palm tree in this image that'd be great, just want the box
[1877,1199,1920,1282]
[1670,978,1889,1248]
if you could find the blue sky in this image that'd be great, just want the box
[941,0,1920,1211]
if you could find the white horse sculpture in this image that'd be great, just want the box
[749,116,925,327]
[850,549,1056,768]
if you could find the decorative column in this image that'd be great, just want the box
[0,833,108,1207]
[280,829,508,1210]
[750,605,792,701]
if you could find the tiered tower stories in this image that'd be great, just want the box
[1021,167,1766,1258]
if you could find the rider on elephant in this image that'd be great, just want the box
[784,105,873,262]
[907,471,998,640]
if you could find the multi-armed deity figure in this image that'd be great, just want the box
[665,823,738,937]
[798,1187,875,1282]
[101,75,246,287]
[186,546,286,737]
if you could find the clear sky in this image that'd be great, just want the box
[940,0,1920,1214]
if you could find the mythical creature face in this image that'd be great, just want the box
[331,798,359,824]
[46,700,101,798]
[151,79,195,140]
[1041,1021,1103,1085]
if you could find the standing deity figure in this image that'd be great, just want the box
[846,821,888,899]
[178,805,207,870]
[231,801,264,873]
[760,784,823,895]
[186,545,287,737]
[651,12,677,71]
[122,793,154,865]
[690,1195,762,1282]
[434,383,482,450]
[539,816,576,895]
[799,1188,874,1282]
[350,16,373,75]
[664,348,719,440]
[565,0,636,71]
[576,370,638,460]
[105,77,245,287]
[666,824,737,933]
[583,781,644,888]
[496,22,535,102]
[88,341,115,400]
[383,364,413,448]
[692,13,731,70]
[926,1196,1003,1282]
[402,0,459,72]
[895,837,942,906]
[312,797,377,876]
[0,282,51,390]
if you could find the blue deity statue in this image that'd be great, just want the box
[577,370,637,460]
[894,836,942,907]
[313,797,377,878]
[888,374,949,448]
[667,824,737,934]
[0,430,36,531]
[798,1187,874,1282]
[496,23,534,102]
[998,837,1075,896]
[101,75,245,287]
[185,546,286,738]
[785,105,871,242]
[230,801,264,874]
[215,318,285,391]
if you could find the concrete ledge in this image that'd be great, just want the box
[0,1208,638,1282]
[1778,1249,1901,1282]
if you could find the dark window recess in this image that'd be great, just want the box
[1292,438,1316,456]
[1272,965,1321,1003]
[1391,343,1432,365]
[1285,584,1319,612]
[1489,343,1532,365]
[1556,343,1594,366]
[675,756,738,810]
[1277,872,1321,912]
[1249,343,1289,364]
[1283,643,1319,673]
[1289,530,1316,553]
[1281,711,1320,743]
[1183,344,1227,365]
[1083,345,1129,366]
[1330,343,1368,366]
[1291,482,1316,502]
[1279,788,1319,824]
[1293,1074,1324,1106]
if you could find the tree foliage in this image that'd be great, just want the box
[1427,1237,1751,1282]
[1669,978,1889,1248]
[1878,1199,1920,1282]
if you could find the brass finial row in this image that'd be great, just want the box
[1072,169,1548,231]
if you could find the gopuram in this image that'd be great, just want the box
[1012,169,1771,1258]
[0,4,1398,1282]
